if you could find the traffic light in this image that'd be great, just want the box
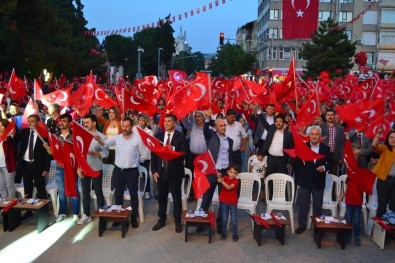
[268,67,273,78]
[219,32,224,45]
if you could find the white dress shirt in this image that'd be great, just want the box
[23,130,38,162]
[105,132,142,169]
[268,130,284,157]
[225,121,247,151]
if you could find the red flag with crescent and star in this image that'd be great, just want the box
[47,132,65,167]
[62,140,78,197]
[296,91,319,128]
[192,151,217,199]
[0,120,15,142]
[35,80,73,107]
[7,69,27,103]
[283,0,319,39]
[136,127,185,161]
[72,121,100,177]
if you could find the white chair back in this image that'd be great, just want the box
[367,177,378,209]
[184,168,193,198]
[237,172,261,204]
[338,174,347,201]
[265,173,295,203]
[138,166,148,194]
[102,164,114,191]
[47,160,57,185]
[323,174,340,203]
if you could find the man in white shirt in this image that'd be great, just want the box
[98,117,142,228]
[224,109,247,167]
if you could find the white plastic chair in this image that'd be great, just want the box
[338,174,347,217]
[166,168,193,214]
[237,172,262,229]
[123,166,147,222]
[90,164,114,210]
[365,177,378,235]
[307,174,340,229]
[46,160,58,216]
[15,179,25,198]
[265,173,295,233]
[196,184,219,212]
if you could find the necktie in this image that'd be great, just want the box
[29,130,34,161]
[163,133,171,170]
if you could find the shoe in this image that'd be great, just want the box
[196,226,205,233]
[21,211,33,220]
[175,223,182,233]
[56,214,66,223]
[233,234,239,242]
[354,238,361,246]
[295,227,306,234]
[77,215,92,225]
[216,223,222,234]
[221,234,227,241]
[98,208,105,213]
[144,192,151,200]
[112,222,121,227]
[131,219,139,228]
[152,220,166,231]
[73,214,80,223]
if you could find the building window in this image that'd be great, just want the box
[272,47,277,60]
[279,47,292,60]
[345,30,352,41]
[339,12,353,23]
[319,11,331,21]
[340,0,353,3]
[268,28,278,39]
[380,31,395,45]
[363,11,377,25]
[362,32,376,46]
[382,10,395,24]
[270,9,279,20]
[366,52,375,65]
[320,0,332,2]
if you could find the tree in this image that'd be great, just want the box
[171,51,205,75]
[300,18,357,79]
[208,44,256,78]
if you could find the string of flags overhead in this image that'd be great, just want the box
[84,0,229,37]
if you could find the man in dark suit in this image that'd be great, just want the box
[251,103,275,153]
[293,125,334,234]
[198,118,234,233]
[151,114,187,233]
[261,114,293,175]
[18,114,51,219]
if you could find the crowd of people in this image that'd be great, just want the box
[0,76,395,246]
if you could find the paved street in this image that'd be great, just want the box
[1,199,395,263]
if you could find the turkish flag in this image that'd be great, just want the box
[211,78,232,100]
[283,121,324,161]
[122,88,158,116]
[134,76,158,98]
[336,98,385,131]
[62,140,78,197]
[168,70,186,84]
[69,73,95,116]
[192,171,211,200]
[343,140,375,195]
[35,121,48,140]
[167,85,199,120]
[0,121,15,142]
[7,69,27,103]
[21,98,38,129]
[37,83,73,107]
[72,121,100,177]
[93,86,118,109]
[193,151,217,176]
[296,91,319,128]
[242,79,269,105]
[47,132,65,167]
[283,0,319,39]
[136,127,185,161]
[365,114,392,141]
[1,199,18,215]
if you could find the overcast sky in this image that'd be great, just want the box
[82,0,257,53]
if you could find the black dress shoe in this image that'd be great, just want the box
[152,220,166,231]
[21,211,33,220]
[295,227,306,234]
[112,222,121,227]
[175,223,182,233]
[131,219,139,228]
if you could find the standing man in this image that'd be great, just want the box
[293,125,334,234]
[224,109,246,167]
[17,114,51,219]
[262,114,293,175]
[252,103,275,153]
[321,109,344,175]
[54,113,80,223]
[151,114,187,233]
[98,117,142,228]
[77,114,108,224]
[46,103,60,134]
[199,117,234,233]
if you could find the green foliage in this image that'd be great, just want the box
[171,51,205,75]
[208,44,256,78]
[300,18,357,79]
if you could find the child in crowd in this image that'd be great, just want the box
[249,151,267,202]
[218,163,240,242]
[339,176,363,246]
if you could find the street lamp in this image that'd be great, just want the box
[158,47,163,79]
[136,46,144,79]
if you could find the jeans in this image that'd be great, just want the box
[221,202,238,236]
[81,170,105,217]
[55,167,80,215]
[345,204,362,240]
[0,167,16,198]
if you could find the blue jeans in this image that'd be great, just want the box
[221,202,238,236]
[345,204,362,239]
[56,167,80,215]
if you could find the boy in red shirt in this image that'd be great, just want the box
[339,176,363,246]
[218,163,240,242]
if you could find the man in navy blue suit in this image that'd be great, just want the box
[293,125,334,234]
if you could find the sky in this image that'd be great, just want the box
[82,0,257,54]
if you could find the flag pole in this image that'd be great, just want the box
[122,88,125,114]
[292,56,299,113]
[33,78,37,101]
[8,68,14,87]
[208,73,212,110]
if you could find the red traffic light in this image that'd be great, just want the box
[219,32,224,45]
